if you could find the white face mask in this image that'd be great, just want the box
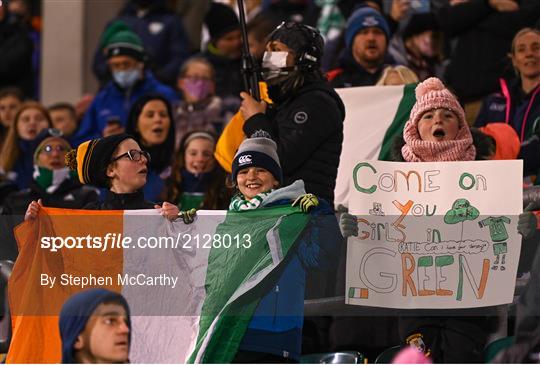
[261,51,290,81]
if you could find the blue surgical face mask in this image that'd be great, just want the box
[113,69,141,89]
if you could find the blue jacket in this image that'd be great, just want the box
[475,78,540,177]
[9,140,34,190]
[73,71,178,146]
[93,0,191,87]
[238,198,342,360]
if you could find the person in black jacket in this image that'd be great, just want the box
[0,0,33,97]
[239,21,345,206]
[202,2,243,116]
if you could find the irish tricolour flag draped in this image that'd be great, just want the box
[335,84,416,207]
[7,206,309,363]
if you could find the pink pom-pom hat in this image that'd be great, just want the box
[408,77,466,128]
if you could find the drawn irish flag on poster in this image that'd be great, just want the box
[6,207,309,364]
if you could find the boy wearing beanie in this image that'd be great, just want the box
[59,288,130,364]
[74,21,178,147]
[227,137,343,362]
[328,7,391,88]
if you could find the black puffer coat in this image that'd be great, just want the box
[243,77,345,205]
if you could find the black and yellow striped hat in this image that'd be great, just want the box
[65,134,132,188]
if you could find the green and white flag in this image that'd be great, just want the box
[335,84,417,208]
[186,206,310,363]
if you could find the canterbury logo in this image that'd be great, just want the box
[238,155,252,165]
[362,16,379,27]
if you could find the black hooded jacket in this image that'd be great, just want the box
[243,77,345,204]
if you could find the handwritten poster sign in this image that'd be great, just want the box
[345,160,523,309]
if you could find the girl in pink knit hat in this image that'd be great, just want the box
[396,78,492,363]
[339,78,494,361]
[397,77,476,162]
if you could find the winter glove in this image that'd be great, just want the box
[518,203,537,240]
[340,212,358,238]
[336,205,358,238]
[292,193,319,213]
[178,208,197,224]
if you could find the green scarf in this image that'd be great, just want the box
[33,166,76,193]
[228,191,273,211]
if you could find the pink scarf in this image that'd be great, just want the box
[401,119,476,162]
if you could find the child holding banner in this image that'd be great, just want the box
[392,77,489,363]
[341,77,494,362]
[25,134,193,222]
[227,137,342,363]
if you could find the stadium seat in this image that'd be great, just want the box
[374,345,403,363]
[484,336,514,363]
[300,351,365,364]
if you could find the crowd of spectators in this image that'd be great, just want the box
[1,0,540,363]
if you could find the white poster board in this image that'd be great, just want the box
[345,160,523,309]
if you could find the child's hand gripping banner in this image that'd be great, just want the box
[345,160,523,309]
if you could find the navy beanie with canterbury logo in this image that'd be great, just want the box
[232,138,282,184]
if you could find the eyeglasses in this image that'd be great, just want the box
[41,145,68,154]
[111,149,151,163]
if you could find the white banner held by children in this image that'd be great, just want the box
[345,160,523,309]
